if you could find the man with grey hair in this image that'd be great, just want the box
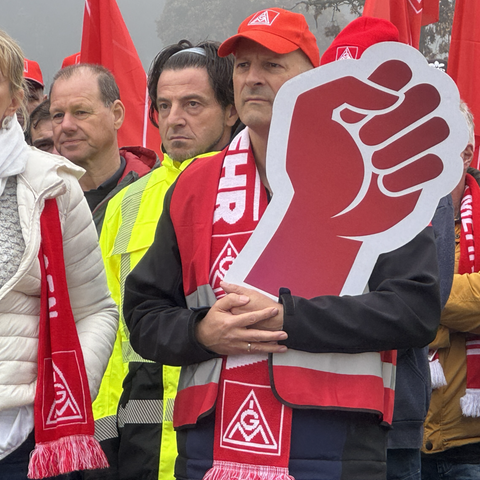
[49,64,158,231]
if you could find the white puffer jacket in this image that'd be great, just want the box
[0,147,118,412]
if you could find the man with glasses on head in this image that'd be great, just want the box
[89,40,238,480]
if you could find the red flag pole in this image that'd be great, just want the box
[80,0,161,155]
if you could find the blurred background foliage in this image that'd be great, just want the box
[157,0,455,64]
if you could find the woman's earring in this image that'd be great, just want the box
[1,116,12,130]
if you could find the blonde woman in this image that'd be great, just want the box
[0,30,118,479]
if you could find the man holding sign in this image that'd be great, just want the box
[124,10,465,480]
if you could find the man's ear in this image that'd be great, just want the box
[112,99,125,130]
[225,104,239,128]
[462,143,474,172]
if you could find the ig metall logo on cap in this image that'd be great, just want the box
[248,10,280,27]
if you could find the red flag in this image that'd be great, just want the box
[363,0,439,49]
[474,147,480,170]
[81,0,161,155]
[447,0,480,168]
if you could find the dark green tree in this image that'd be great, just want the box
[291,0,364,31]
[294,0,455,60]
[156,0,292,46]
[156,0,455,61]
[155,0,352,54]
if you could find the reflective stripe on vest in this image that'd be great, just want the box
[117,399,172,427]
[115,173,155,363]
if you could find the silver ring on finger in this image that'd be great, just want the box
[247,342,251,353]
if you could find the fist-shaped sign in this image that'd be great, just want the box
[225,42,467,299]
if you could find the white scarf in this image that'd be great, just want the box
[0,114,29,197]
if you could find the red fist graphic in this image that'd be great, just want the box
[226,43,467,299]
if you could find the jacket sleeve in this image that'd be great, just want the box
[98,195,123,308]
[440,272,480,334]
[126,184,440,363]
[280,226,441,353]
[59,170,119,400]
[431,195,455,309]
[124,185,218,366]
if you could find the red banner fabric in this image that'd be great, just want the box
[363,0,439,48]
[447,0,480,168]
[81,0,161,155]
[474,142,480,170]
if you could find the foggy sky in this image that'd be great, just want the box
[0,0,166,88]
[0,1,357,90]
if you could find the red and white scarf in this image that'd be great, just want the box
[28,199,108,478]
[430,174,480,417]
[458,175,480,416]
[203,130,294,480]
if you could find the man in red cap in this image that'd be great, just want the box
[123,10,441,480]
[216,7,318,188]
[23,58,47,115]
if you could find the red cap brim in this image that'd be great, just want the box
[219,31,300,57]
[25,78,44,88]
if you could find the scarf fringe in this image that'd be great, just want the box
[203,461,295,480]
[27,434,109,479]
[429,358,447,389]
[460,388,480,417]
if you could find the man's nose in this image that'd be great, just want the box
[59,112,78,132]
[168,103,187,127]
[245,63,265,88]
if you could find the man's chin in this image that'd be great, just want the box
[168,149,196,163]
[58,149,85,166]
[59,142,83,157]
[167,136,224,162]
[167,143,201,163]
[238,111,271,132]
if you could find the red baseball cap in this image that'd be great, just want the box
[61,52,82,69]
[218,8,320,68]
[320,16,399,65]
[23,58,44,88]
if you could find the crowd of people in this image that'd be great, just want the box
[0,6,478,480]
